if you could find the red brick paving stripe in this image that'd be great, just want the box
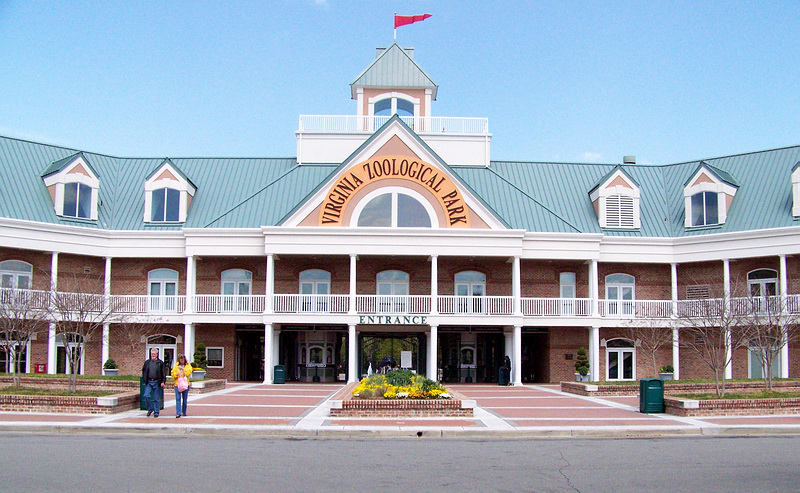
[512,419,686,427]
[194,396,324,405]
[475,397,608,407]
[492,407,659,419]
[702,416,800,425]
[0,414,88,422]
[162,406,309,417]
[327,419,479,427]
[121,417,294,425]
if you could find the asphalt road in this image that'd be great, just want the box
[3,433,800,492]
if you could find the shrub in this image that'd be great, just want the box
[192,344,208,369]
[659,365,674,373]
[575,347,589,376]
[103,359,119,370]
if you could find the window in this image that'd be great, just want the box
[148,269,178,312]
[63,182,92,219]
[605,194,635,228]
[377,270,409,313]
[221,269,252,312]
[0,260,32,290]
[606,339,635,381]
[605,273,635,316]
[455,271,486,314]
[355,189,434,228]
[206,347,224,368]
[299,269,331,313]
[56,333,84,375]
[690,191,719,226]
[559,272,576,315]
[146,334,177,371]
[748,269,778,312]
[151,188,181,222]
[0,336,29,373]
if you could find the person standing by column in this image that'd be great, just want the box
[171,354,193,418]
[503,355,512,386]
[141,348,166,417]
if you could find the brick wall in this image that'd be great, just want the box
[195,324,236,381]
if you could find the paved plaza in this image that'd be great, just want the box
[3,383,800,437]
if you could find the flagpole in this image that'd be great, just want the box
[393,12,396,40]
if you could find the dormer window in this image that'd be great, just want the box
[683,163,738,228]
[41,153,100,221]
[151,188,181,222]
[589,166,640,229]
[144,159,196,224]
[792,161,800,217]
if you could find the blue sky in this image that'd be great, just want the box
[2,1,798,165]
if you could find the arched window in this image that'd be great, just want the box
[0,260,32,290]
[455,271,486,314]
[372,96,415,117]
[221,269,252,312]
[606,338,635,381]
[377,270,409,314]
[355,188,434,228]
[299,269,331,312]
[147,334,178,371]
[748,269,778,312]
[605,274,635,316]
[148,269,178,312]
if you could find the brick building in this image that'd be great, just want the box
[2,44,800,384]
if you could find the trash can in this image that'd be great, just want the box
[498,366,508,386]
[639,378,665,413]
[273,365,286,384]
[139,377,165,411]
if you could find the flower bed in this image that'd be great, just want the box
[352,371,451,400]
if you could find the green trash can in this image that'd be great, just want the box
[498,366,508,386]
[639,378,665,413]
[273,365,286,384]
[139,377,164,411]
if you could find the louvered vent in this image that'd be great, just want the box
[686,285,711,299]
[605,194,635,228]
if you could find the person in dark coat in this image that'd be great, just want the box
[141,348,166,417]
[503,355,512,386]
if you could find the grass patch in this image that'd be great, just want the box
[673,390,800,400]
[0,372,140,382]
[0,386,115,397]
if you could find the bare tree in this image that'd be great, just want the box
[0,287,52,386]
[113,318,162,374]
[49,274,123,393]
[740,295,800,390]
[677,280,751,397]
[623,322,673,377]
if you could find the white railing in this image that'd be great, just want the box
[0,288,52,310]
[114,295,187,314]
[298,115,489,135]
[599,299,673,319]
[438,296,514,315]
[273,294,349,314]
[356,295,431,315]
[521,298,592,317]
[193,295,266,314]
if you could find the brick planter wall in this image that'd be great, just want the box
[331,399,473,417]
[0,391,139,414]
[665,396,800,417]
[561,380,800,397]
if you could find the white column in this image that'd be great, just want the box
[672,328,680,380]
[102,323,110,368]
[780,255,789,378]
[266,254,274,313]
[512,256,522,316]
[349,254,357,315]
[430,255,438,315]
[589,259,599,317]
[670,263,678,318]
[273,328,281,371]
[185,256,196,313]
[48,252,58,374]
[48,323,57,374]
[429,325,438,380]
[263,324,274,384]
[723,259,732,379]
[504,331,513,363]
[348,324,358,383]
[590,326,600,382]
[513,325,522,385]
[184,323,195,361]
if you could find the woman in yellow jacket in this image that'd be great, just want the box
[171,354,193,418]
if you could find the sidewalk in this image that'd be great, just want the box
[2,383,800,438]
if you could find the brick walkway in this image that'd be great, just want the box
[3,382,800,436]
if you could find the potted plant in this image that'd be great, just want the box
[658,365,674,381]
[192,344,208,379]
[574,347,590,382]
[103,358,119,376]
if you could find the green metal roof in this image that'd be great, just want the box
[350,43,438,99]
[683,161,740,188]
[1,134,799,237]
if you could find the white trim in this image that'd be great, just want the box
[792,166,800,217]
[350,186,438,228]
[206,346,224,368]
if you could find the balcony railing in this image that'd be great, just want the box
[298,115,489,135]
[5,289,800,320]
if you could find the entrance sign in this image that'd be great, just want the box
[319,156,470,227]
[359,315,427,325]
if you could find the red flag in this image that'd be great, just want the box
[394,13,432,29]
